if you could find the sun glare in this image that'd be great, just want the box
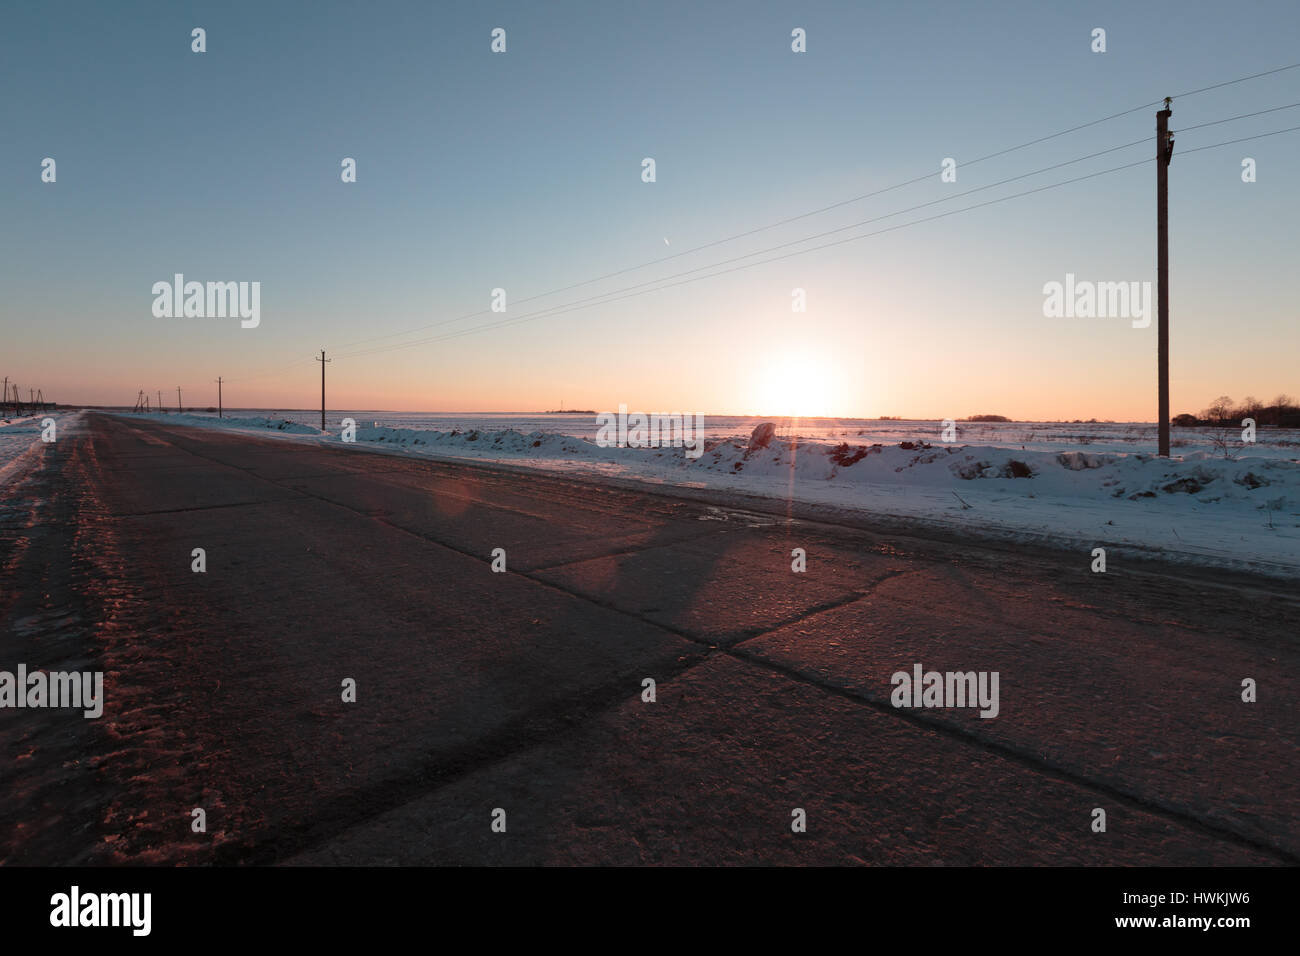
[753,351,836,418]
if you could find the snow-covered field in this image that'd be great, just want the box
[101,410,1300,578]
[119,409,1300,459]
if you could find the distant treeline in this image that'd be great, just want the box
[1174,395,1300,428]
[962,414,1011,422]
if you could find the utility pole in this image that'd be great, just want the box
[2,378,7,416]
[177,386,183,414]
[217,377,223,418]
[315,350,330,431]
[158,390,164,413]
[1156,98,1174,457]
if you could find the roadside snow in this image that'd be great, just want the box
[108,412,1300,576]
[0,412,82,487]
[122,412,321,436]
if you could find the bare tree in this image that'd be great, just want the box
[1204,395,1234,423]
[1201,396,1236,459]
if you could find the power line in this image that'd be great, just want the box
[339,122,1300,358]
[1177,122,1300,154]
[221,60,1300,378]
[1169,60,1300,100]
[333,135,1156,359]
[1176,100,1300,132]
[326,61,1300,357]
[326,108,1157,356]
[338,158,1160,358]
[507,111,1295,324]
[327,112,1151,356]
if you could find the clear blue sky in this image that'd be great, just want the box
[2,0,1297,418]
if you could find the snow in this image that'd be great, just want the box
[0,412,82,487]
[107,411,1300,578]
[132,413,320,436]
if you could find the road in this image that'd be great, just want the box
[1,412,1297,865]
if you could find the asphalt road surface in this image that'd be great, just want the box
[1,412,1297,865]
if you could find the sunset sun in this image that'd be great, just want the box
[753,351,836,418]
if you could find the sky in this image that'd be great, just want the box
[2,0,1298,420]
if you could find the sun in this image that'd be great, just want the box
[752,351,835,418]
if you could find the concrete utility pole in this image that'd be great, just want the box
[315,350,331,431]
[177,386,183,414]
[1156,98,1174,457]
[217,377,223,418]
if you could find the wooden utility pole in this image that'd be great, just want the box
[177,386,183,414]
[2,378,7,416]
[217,377,223,418]
[158,390,164,413]
[1156,99,1174,457]
[315,350,331,431]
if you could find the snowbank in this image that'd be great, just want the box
[0,412,82,487]
[129,412,321,436]
[110,413,1300,576]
